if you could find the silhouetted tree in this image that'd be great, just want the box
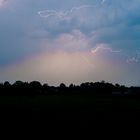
[13,81,24,86]
[60,83,66,88]
[4,81,11,87]
[29,81,42,87]
[0,80,139,97]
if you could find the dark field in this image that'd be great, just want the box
[0,95,140,122]
[1,81,140,128]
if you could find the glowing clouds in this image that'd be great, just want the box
[0,0,140,86]
[0,51,95,85]
[0,50,133,86]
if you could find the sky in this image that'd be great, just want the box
[0,0,140,86]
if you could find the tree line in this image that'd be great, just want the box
[0,80,140,97]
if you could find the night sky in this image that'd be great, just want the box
[0,0,140,86]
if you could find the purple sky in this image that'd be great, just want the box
[0,0,140,86]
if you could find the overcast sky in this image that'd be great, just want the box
[0,0,140,86]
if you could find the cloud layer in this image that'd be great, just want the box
[1,50,138,86]
[0,0,140,85]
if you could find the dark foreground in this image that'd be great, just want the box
[0,95,140,123]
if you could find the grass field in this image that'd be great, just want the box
[0,95,140,122]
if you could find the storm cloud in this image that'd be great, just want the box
[0,0,140,85]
